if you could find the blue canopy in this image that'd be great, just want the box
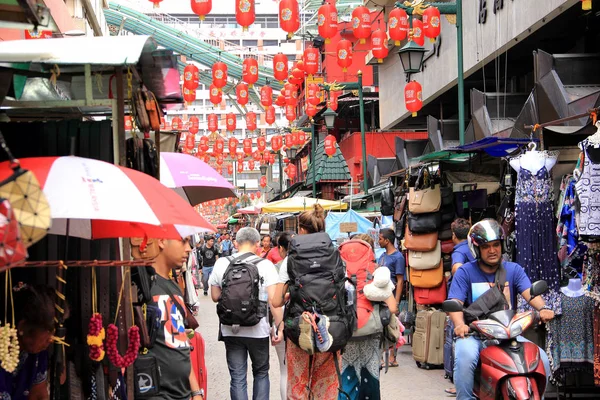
[448,137,538,157]
[325,209,373,242]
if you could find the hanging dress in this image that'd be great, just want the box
[515,154,562,314]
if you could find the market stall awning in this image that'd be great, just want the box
[412,151,474,163]
[260,197,347,213]
[448,137,537,157]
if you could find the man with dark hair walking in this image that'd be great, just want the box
[199,236,220,296]
[451,218,475,275]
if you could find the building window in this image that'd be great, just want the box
[243,40,258,47]
[263,40,278,47]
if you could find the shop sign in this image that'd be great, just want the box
[478,0,513,24]
[24,30,53,39]
[306,76,325,103]
[301,156,309,172]
[340,222,358,233]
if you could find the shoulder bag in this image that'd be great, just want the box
[408,241,441,270]
[463,264,509,324]
[409,260,443,288]
[403,225,438,252]
[408,166,441,214]
[407,211,441,233]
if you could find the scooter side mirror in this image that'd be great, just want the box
[529,280,548,298]
[442,299,463,313]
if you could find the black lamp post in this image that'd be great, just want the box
[398,40,426,81]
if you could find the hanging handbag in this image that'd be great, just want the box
[441,186,454,206]
[131,237,160,260]
[414,277,447,305]
[404,225,438,252]
[408,241,441,270]
[134,354,161,398]
[455,184,488,218]
[439,222,452,241]
[407,211,441,233]
[409,260,444,288]
[440,203,455,223]
[408,166,442,214]
[133,88,151,133]
[142,89,162,133]
[0,132,51,248]
[380,184,395,216]
[441,240,454,254]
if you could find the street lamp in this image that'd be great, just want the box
[285,147,298,159]
[398,41,426,80]
[322,108,338,129]
[259,164,268,175]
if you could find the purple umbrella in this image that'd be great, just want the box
[160,152,237,205]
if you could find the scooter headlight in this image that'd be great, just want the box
[508,313,533,339]
[474,322,508,339]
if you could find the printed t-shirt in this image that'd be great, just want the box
[377,251,406,284]
[451,240,475,266]
[148,275,192,400]
[0,351,48,400]
[209,252,279,338]
[448,261,532,309]
[200,245,220,267]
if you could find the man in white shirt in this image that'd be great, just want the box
[209,227,283,400]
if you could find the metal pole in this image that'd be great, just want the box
[358,71,368,194]
[278,152,283,195]
[457,0,465,145]
[311,121,317,198]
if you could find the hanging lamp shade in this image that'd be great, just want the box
[275,94,287,107]
[303,47,319,77]
[183,87,196,104]
[271,134,283,151]
[214,137,225,154]
[388,8,409,46]
[242,58,259,87]
[171,117,183,131]
[324,134,337,157]
[189,116,200,134]
[209,84,222,105]
[285,105,296,122]
[246,112,257,131]
[412,18,425,46]
[243,138,253,155]
[227,163,234,175]
[198,136,210,153]
[228,137,239,156]
[328,91,339,111]
[287,163,297,178]
[225,113,237,132]
[351,6,371,44]
[284,82,298,106]
[208,113,219,133]
[236,0,255,31]
[256,136,266,152]
[185,132,195,150]
[307,83,321,106]
[149,0,162,8]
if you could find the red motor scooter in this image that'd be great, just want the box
[443,280,549,400]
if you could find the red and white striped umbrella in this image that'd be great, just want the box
[0,156,215,240]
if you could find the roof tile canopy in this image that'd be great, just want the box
[306,141,351,183]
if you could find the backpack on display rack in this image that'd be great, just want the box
[217,253,266,328]
[284,232,355,353]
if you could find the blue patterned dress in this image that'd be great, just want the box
[515,166,562,314]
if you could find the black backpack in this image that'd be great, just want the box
[217,253,266,327]
[284,232,355,353]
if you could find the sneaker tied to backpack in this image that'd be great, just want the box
[313,312,333,352]
[299,312,315,354]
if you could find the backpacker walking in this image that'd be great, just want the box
[272,204,355,400]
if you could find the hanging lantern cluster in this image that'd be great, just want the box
[388,8,409,46]
[317,2,338,44]
[236,0,255,31]
[404,80,423,117]
[324,134,337,157]
[242,58,259,87]
[279,0,300,39]
[191,0,212,20]
[337,39,353,72]
[371,29,389,63]
[352,6,371,44]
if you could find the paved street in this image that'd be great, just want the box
[195,294,450,399]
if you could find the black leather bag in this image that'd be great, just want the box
[134,355,161,398]
[440,203,455,223]
[441,186,454,206]
[407,211,441,234]
[463,265,508,324]
[380,186,395,216]
[439,222,452,241]
[126,136,158,179]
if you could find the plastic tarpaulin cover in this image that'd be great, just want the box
[325,209,373,242]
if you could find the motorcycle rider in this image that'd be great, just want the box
[447,219,554,399]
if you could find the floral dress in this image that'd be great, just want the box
[556,177,587,275]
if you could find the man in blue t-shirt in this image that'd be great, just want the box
[447,219,554,400]
[377,228,406,305]
[450,218,475,275]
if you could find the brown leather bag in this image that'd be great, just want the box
[143,89,162,132]
[409,260,444,288]
[133,88,150,133]
[131,237,160,260]
[441,240,454,254]
[408,241,441,270]
[403,225,438,252]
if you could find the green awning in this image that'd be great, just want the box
[412,151,474,163]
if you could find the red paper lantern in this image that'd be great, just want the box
[273,53,289,83]
[289,73,303,87]
[423,6,441,42]
[307,83,321,106]
[388,7,409,46]
[228,137,239,156]
[260,85,273,107]
[352,6,371,44]
[208,113,218,132]
[189,116,200,134]
[227,164,234,175]
[306,103,317,119]
[226,113,237,132]
[236,83,249,106]
[183,87,196,104]
[204,154,211,163]
[284,133,294,148]
[336,39,353,72]
[237,162,244,173]
[172,117,183,130]
[214,137,225,153]
[296,60,305,72]
[284,82,298,106]
[317,2,338,44]
[291,67,304,82]
[287,163,297,178]
[303,47,319,77]
[191,0,212,20]
[216,153,224,165]
[216,166,223,174]
[324,134,337,157]
[212,62,228,90]
[256,136,266,152]
[411,18,424,46]
[297,131,307,146]
[250,193,255,200]
[236,153,245,164]
[404,80,423,117]
[149,0,162,8]
[235,0,255,31]
[259,175,267,188]
[328,91,339,111]
[243,138,253,155]
[371,29,389,63]
[275,94,286,107]
[199,136,210,153]
[183,64,199,90]
[285,105,296,122]
[125,116,133,131]
[248,159,256,170]
[246,112,257,131]
[185,133,196,150]
[252,150,262,161]
[271,135,283,151]
[209,84,222,105]
[279,0,299,38]
[265,106,276,125]
[242,58,259,87]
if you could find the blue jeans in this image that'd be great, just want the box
[202,266,213,293]
[454,335,550,400]
[223,337,270,400]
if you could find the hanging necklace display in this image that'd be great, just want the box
[87,268,105,362]
[105,268,140,369]
[0,270,19,372]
